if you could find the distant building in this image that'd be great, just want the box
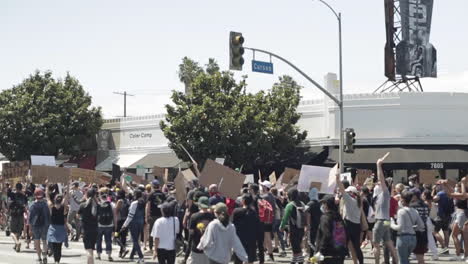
[96,73,468,183]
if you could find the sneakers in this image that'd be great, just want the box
[137,258,145,263]
[272,248,279,253]
[279,251,287,257]
[449,255,464,261]
[268,253,275,262]
[108,256,114,262]
[121,249,129,259]
[439,247,450,255]
[431,255,439,261]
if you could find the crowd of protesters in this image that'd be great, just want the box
[1,153,468,264]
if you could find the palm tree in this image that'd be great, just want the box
[178,57,203,94]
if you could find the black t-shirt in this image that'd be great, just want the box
[232,207,261,241]
[189,211,214,253]
[148,190,166,218]
[9,192,27,216]
[306,200,322,232]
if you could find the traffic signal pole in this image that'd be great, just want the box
[244,46,344,172]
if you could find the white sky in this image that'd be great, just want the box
[1,0,467,118]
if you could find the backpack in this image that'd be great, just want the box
[258,199,274,224]
[289,202,307,229]
[10,194,25,217]
[332,220,347,249]
[98,202,113,226]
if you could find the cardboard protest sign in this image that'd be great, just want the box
[2,161,30,180]
[418,170,439,184]
[120,171,144,184]
[181,169,197,182]
[174,172,187,203]
[31,155,56,166]
[244,174,254,184]
[284,174,300,191]
[269,172,277,185]
[200,159,245,199]
[283,168,300,184]
[69,168,109,185]
[153,166,165,177]
[31,166,70,184]
[275,173,285,189]
[356,169,373,185]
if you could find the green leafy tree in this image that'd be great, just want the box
[161,58,307,172]
[178,57,204,94]
[0,71,103,161]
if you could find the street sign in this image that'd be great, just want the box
[252,60,273,74]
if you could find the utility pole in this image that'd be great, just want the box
[113,91,134,117]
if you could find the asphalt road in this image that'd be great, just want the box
[0,232,460,264]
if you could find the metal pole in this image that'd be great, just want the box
[338,13,344,173]
[124,91,127,117]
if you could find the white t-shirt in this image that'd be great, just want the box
[151,216,180,250]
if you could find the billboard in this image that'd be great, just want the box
[395,0,437,78]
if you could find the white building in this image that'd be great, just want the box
[96,73,468,182]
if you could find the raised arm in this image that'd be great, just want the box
[376,153,390,189]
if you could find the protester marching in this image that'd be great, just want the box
[0,152,467,264]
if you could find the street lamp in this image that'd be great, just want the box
[314,0,344,173]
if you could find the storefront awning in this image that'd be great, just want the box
[327,146,468,170]
[95,154,145,171]
[130,152,190,169]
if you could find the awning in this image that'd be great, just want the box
[95,154,145,171]
[327,146,468,170]
[130,152,190,169]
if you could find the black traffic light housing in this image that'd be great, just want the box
[229,31,244,71]
[344,128,356,153]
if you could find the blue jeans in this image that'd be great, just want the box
[396,235,417,264]
[129,223,144,259]
[273,219,286,251]
[96,226,113,254]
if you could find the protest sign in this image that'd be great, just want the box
[181,169,197,182]
[340,172,352,183]
[200,159,245,199]
[31,166,70,184]
[269,172,277,185]
[283,168,300,184]
[298,165,337,194]
[310,182,322,191]
[174,172,187,203]
[31,155,56,166]
[418,170,439,184]
[2,161,29,180]
[356,169,373,185]
[244,174,254,184]
[215,158,225,165]
[284,174,300,191]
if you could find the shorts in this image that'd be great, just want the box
[263,223,273,233]
[434,216,450,232]
[454,210,467,229]
[367,222,375,231]
[373,220,391,244]
[83,229,98,250]
[32,225,48,241]
[10,215,24,234]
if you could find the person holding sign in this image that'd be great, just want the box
[335,169,364,264]
[372,153,398,264]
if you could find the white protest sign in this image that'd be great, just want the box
[244,174,254,184]
[340,172,352,182]
[31,155,56,166]
[215,158,225,165]
[298,165,338,194]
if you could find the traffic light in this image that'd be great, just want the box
[229,31,244,71]
[344,128,356,153]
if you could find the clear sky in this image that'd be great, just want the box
[1,0,467,118]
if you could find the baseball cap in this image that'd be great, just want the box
[345,186,358,194]
[34,188,44,199]
[197,196,210,209]
[260,180,272,189]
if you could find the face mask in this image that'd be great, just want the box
[320,205,326,213]
[409,181,414,187]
